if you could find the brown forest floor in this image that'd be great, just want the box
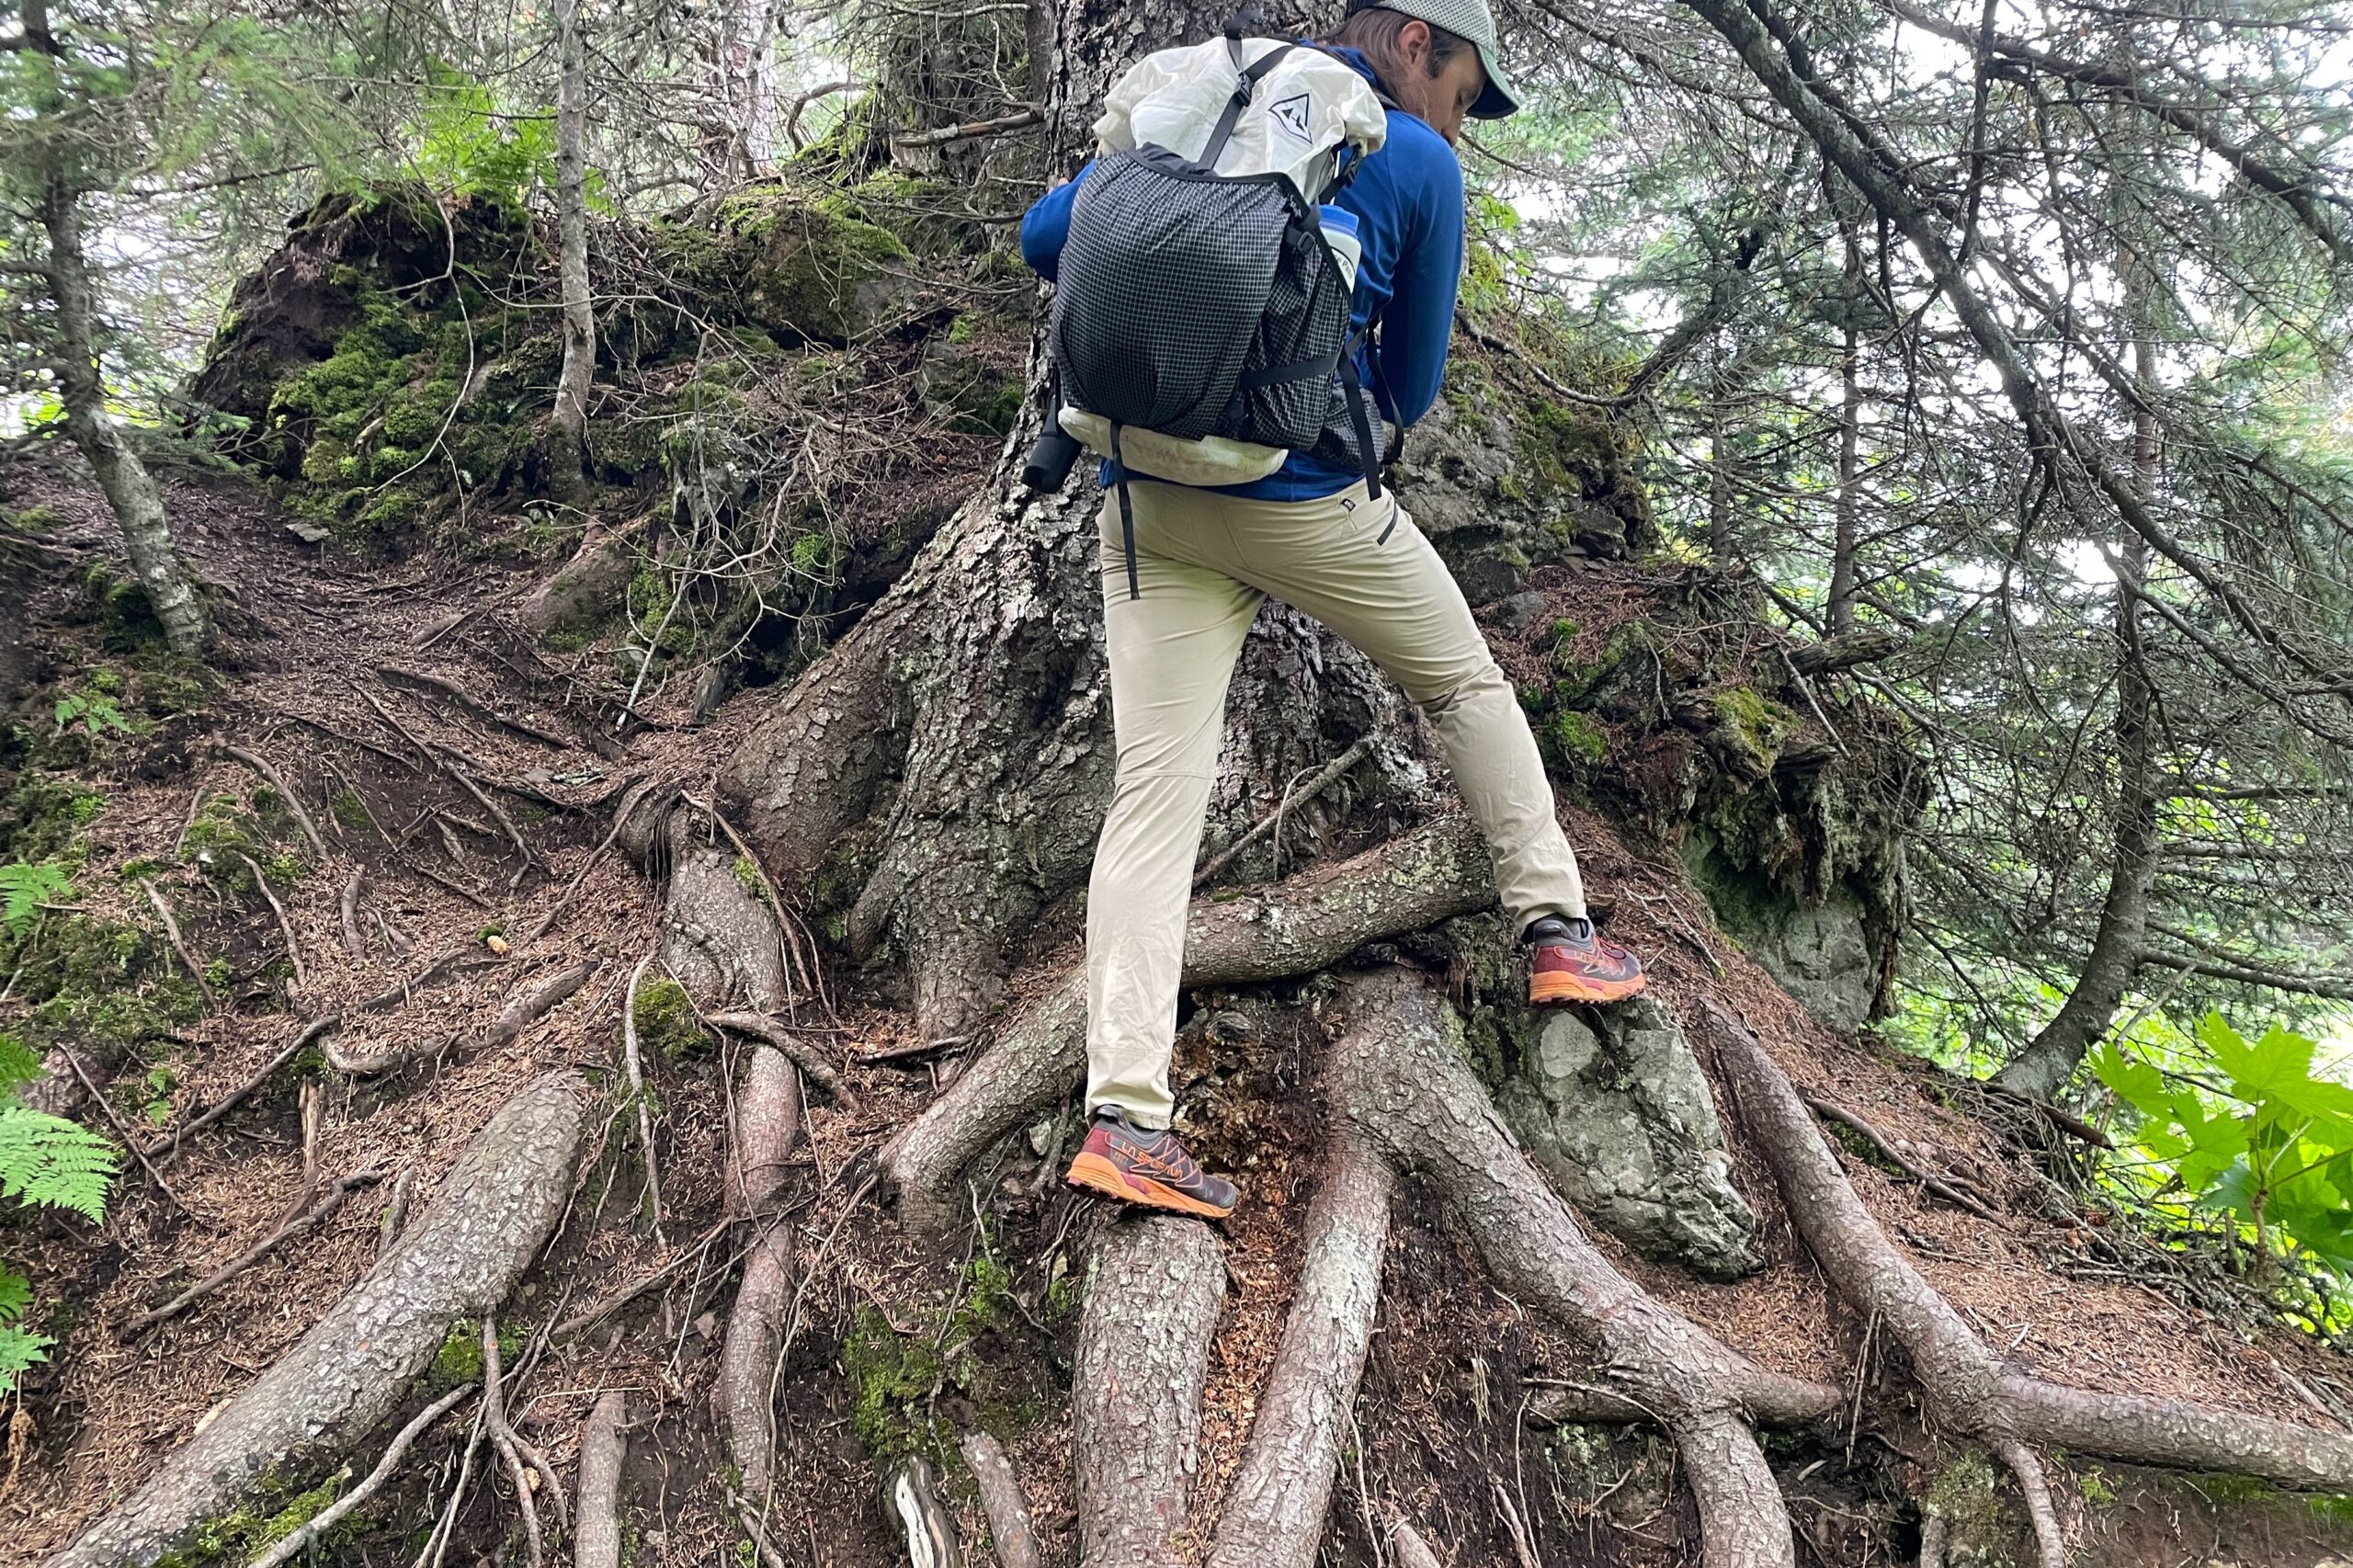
[6,462,2353,1567]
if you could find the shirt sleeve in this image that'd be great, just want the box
[1374,134,1465,428]
[1020,162,1094,282]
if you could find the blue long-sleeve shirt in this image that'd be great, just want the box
[1018,46,1466,501]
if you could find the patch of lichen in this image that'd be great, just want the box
[632,976,710,1062]
[1708,686,1799,778]
[425,1315,523,1392]
[1922,1450,2018,1563]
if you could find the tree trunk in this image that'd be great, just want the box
[551,0,596,469]
[1995,264,2163,1101]
[27,0,204,656]
[720,0,1397,1047]
[1826,222,1862,634]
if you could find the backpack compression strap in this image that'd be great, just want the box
[1199,28,1298,170]
[1109,421,1141,599]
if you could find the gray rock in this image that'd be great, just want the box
[1494,994,1760,1279]
[1732,888,1879,1034]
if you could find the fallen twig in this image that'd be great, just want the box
[339,872,367,961]
[141,880,214,1009]
[1194,734,1374,886]
[128,1169,382,1335]
[244,1381,478,1568]
[236,853,309,999]
[144,1014,340,1165]
[1802,1091,2002,1221]
[219,744,328,861]
[63,1051,193,1216]
[379,664,572,750]
[707,1010,858,1110]
[621,957,665,1234]
[574,1390,628,1568]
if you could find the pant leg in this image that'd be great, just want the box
[1216,483,1586,931]
[1086,484,1265,1129]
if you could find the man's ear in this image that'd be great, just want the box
[1396,17,1432,70]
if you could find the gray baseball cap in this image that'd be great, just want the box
[1372,0,1523,119]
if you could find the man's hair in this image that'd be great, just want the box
[1320,1,1472,97]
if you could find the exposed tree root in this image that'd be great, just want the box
[328,960,593,1076]
[1072,1216,1226,1568]
[958,1430,1042,1568]
[881,818,1493,1229]
[483,1312,565,1568]
[48,1073,585,1568]
[1699,999,2353,1497]
[718,1043,802,1504]
[1328,969,1845,1568]
[708,1010,856,1110]
[881,1456,964,1566]
[243,1381,478,1568]
[125,1168,382,1335]
[574,1389,629,1568]
[1205,1131,1392,1568]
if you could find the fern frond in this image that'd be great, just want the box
[0,1034,41,1099]
[0,862,74,940]
[0,1105,118,1222]
[0,1322,52,1396]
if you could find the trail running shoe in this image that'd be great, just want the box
[1064,1108,1237,1220]
[1527,915,1648,1005]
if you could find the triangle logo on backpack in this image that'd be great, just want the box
[1267,93,1313,143]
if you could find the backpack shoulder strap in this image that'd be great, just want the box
[1199,29,1299,170]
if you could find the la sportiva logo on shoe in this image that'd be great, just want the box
[1267,93,1312,142]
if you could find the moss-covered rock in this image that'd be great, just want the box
[652,188,915,346]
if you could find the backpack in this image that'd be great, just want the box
[1049,26,1393,597]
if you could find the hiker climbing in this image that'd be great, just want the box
[1023,0,1649,1221]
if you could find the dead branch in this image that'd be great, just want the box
[143,1013,340,1165]
[61,1050,192,1217]
[243,1382,477,1568]
[219,744,329,861]
[958,1430,1042,1568]
[127,1169,381,1335]
[141,880,214,1009]
[50,1074,585,1568]
[889,105,1043,148]
[488,961,595,1046]
[1800,1092,1999,1220]
[1193,733,1374,887]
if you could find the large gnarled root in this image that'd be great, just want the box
[1699,998,2353,1561]
[1205,1131,1392,1568]
[50,1074,585,1568]
[881,818,1494,1230]
[1328,970,1841,1568]
[719,1044,804,1505]
[1072,1216,1226,1568]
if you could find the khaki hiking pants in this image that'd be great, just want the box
[1086,477,1587,1128]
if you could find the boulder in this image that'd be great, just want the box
[1493,994,1760,1280]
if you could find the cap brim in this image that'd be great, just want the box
[1469,46,1520,118]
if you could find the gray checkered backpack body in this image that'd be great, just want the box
[1051,28,1392,597]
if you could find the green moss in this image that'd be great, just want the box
[1,775,109,864]
[731,856,768,902]
[134,656,219,718]
[1547,710,1609,769]
[632,976,709,1062]
[329,790,370,831]
[1709,686,1798,776]
[689,189,911,343]
[2075,1465,2116,1507]
[1923,1451,2014,1562]
[844,1303,946,1460]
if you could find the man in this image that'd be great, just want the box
[1021,0,1646,1221]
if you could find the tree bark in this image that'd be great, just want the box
[1995,264,2163,1102]
[26,0,203,654]
[48,1074,586,1568]
[551,0,596,468]
[574,1390,629,1568]
[1827,222,1862,635]
[719,1044,802,1502]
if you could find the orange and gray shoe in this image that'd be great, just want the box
[1527,915,1647,1005]
[1065,1108,1238,1220]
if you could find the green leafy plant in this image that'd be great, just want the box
[0,861,74,938]
[54,690,132,736]
[2094,1014,2353,1275]
[0,1033,119,1395]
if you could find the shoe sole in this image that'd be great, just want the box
[1064,1151,1234,1220]
[1529,970,1649,1006]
